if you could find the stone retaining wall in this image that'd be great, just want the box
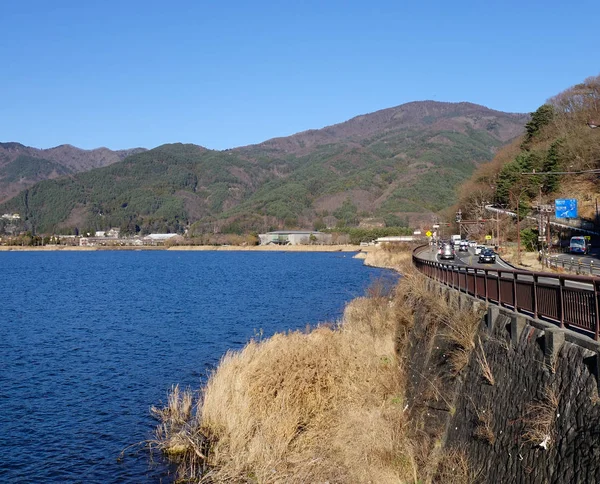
[407,281,600,482]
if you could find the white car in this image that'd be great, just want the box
[475,245,485,255]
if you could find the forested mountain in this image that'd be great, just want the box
[0,101,528,235]
[0,143,146,202]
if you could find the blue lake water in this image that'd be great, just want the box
[0,251,396,483]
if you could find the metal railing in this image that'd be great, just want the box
[543,254,600,277]
[412,245,600,340]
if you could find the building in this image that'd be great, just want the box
[142,233,180,245]
[375,236,420,244]
[258,230,332,246]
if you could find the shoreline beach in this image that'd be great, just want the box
[0,244,370,253]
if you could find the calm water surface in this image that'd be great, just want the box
[0,251,396,483]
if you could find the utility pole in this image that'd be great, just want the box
[496,210,500,250]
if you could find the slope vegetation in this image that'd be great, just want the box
[457,74,600,238]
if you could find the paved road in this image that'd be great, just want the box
[419,245,594,291]
[421,245,513,270]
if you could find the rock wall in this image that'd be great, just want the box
[406,281,600,483]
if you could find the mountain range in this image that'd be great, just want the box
[0,143,146,203]
[0,101,528,235]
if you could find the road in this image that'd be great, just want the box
[419,244,594,291]
[421,244,513,270]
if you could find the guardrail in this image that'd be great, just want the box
[544,255,600,277]
[412,245,600,340]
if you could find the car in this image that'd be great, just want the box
[478,248,496,263]
[468,240,477,247]
[438,244,455,260]
[458,240,469,252]
[475,245,485,255]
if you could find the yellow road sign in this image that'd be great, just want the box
[485,235,492,240]
[426,231,432,237]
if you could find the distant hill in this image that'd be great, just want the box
[0,101,528,235]
[0,142,146,202]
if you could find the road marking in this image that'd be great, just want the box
[495,258,513,269]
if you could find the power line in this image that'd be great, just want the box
[522,170,600,175]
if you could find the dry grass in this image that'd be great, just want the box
[473,405,495,445]
[198,291,413,483]
[363,245,414,271]
[476,338,495,386]
[521,387,559,449]
[443,309,482,374]
[434,448,473,483]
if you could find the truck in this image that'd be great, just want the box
[451,234,461,246]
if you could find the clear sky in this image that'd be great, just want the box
[0,0,597,151]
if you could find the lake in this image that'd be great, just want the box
[0,250,396,483]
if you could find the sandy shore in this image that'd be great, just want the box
[0,244,370,253]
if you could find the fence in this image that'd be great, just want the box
[412,246,600,340]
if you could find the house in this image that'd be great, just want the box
[258,230,332,246]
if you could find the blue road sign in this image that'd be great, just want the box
[555,198,578,218]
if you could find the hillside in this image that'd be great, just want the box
[0,142,146,203]
[0,101,527,235]
[457,75,600,239]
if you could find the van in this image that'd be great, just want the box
[569,236,589,254]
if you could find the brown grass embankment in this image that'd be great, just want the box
[151,246,476,483]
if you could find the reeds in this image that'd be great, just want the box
[150,384,210,481]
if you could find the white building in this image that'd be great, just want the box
[258,230,332,246]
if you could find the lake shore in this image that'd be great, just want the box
[152,248,424,483]
[0,244,369,252]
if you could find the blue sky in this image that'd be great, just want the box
[0,0,597,151]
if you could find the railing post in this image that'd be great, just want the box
[533,274,538,319]
[513,272,518,311]
[497,270,501,303]
[484,269,488,302]
[558,278,565,329]
[595,281,600,341]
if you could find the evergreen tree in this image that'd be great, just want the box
[542,140,562,194]
[522,104,554,146]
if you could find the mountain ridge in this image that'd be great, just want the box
[0,142,147,203]
[0,100,528,235]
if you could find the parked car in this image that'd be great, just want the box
[438,244,455,260]
[475,245,485,255]
[478,248,496,263]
